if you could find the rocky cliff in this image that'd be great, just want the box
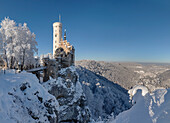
[43,66,91,123]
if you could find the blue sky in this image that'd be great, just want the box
[0,0,170,63]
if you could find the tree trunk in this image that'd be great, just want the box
[22,49,25,71]
[4,49,8,68]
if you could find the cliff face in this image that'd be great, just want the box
[43,66,91,123]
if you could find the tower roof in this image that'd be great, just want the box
[59,14,61,22]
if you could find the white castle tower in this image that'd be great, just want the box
[53,15,62,56]
[52,15,75,68]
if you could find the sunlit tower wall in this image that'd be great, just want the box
[53,22,62,56]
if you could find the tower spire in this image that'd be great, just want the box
[64,29,66,40]
[59,14,61,22]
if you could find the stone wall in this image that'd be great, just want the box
[54,46,75,68]
[43,58,58,82]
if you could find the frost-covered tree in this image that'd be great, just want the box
[0,17,17,67]
[0,32,3,55]
[14,23,38,67]
[0,17,38,69]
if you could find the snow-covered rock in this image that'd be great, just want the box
[43,66,91,123]
[0,70,59,123]
[128,85,149,101]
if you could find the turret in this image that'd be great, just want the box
[64,29,66,40]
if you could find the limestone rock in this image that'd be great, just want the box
[43,66,91,123]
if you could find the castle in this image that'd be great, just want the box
[27,17,75,82]
[53,17,75,68]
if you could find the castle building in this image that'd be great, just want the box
[53,17,75,68]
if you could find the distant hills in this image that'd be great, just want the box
[76,60,170,90]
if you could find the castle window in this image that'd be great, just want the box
[55,34,57,37]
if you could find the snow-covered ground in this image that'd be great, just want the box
[1,69,170,123]
[0,70,58,123]
[103,87,170,123]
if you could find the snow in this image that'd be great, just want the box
[76,66,132,120]
[134,70,145,74]
[136,66,142,68]
[43,66,84,105]
[128,85,149,100]
[1,67,170,123]
[82,81,90,86]
[0,70,58,123]
[107,88,170,123]
[96,82,100,86]
[26,66,46,72]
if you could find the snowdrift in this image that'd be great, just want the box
[112,88,170,123]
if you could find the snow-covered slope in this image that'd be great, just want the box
[76,66,132,120]
[109,88,170,123]
[0,70,59,123]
